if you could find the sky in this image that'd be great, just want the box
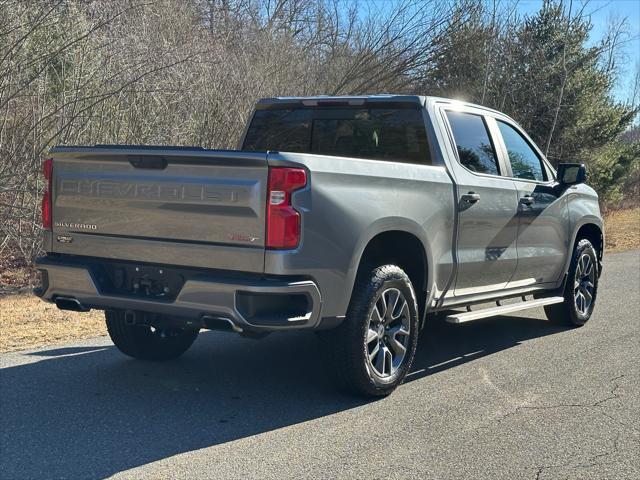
[516,0,640,103]
[365,0,639,103]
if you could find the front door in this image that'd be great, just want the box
[442,109,519,296]
[493,119,569,286]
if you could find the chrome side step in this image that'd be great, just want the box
[445,296,564,324]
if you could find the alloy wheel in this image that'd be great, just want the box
[574,253,595,316]
[365,288,411,378]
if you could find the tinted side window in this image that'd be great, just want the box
[497,121,546,181]
[311,108,429,164]
[243,109,311,153]
[445,111,499,175]
[243,107,431,164]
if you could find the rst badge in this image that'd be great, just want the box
[229,233,260,243]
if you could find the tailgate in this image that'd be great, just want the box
[49,147,268,272]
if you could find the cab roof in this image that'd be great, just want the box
[255,95,423,109]
[255,95,503,116]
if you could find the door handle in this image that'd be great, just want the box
[461,192,480,204]
[519,195,534,206]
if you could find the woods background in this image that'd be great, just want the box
[1,0,638,271]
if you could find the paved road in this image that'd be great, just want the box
[1,251,639,480]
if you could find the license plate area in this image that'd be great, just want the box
[94,262,186,301]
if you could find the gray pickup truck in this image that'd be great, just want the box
[35,95,603,396]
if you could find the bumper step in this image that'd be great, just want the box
[446,296,564,324]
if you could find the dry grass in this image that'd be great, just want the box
[604,207,640,252]
[0,293,105,353]
[0,207,638,353]
[0,252,38,295]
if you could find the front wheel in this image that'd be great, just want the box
[320,265,419,397]
[544,238,599,327]
[105,310,199,361]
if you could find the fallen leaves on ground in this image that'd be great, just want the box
[0,293,105,353]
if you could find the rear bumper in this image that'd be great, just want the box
[34,256,322,332]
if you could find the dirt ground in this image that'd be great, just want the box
[0,293,105,352]
[604,207,640,252]
[1,208,638,353]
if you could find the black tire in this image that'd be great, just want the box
[105,310,199,361]
[544,238,599,327]
[320,265,419,397]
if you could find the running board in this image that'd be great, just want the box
[445,296,564,324]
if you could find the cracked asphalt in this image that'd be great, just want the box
[1,250,639,480]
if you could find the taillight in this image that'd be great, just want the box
[266,167,307,249]
[42,158,53,230]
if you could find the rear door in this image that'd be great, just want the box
[492,119,568,286]
[50,147,268,272]
[441,108,519,296]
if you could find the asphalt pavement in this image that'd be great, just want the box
[1,251,638,479]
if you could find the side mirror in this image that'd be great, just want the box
[557,163,586,186]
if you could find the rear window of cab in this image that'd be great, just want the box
[243,107,431,165]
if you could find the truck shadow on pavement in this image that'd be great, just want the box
[0,314,566,479]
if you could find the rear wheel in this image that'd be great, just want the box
[320,265,419,397]
[544,238,599,327]
[105,310,199,361]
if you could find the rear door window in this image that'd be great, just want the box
[445,111,500,175]
[243,107,431,164]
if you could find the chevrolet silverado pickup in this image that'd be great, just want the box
[35,95,604,396]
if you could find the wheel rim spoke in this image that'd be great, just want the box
[369,341,380,362]
[371,305,383,325]
[389,324,409,339]
[367,328,379,344]
[584,259,592,277]
[375,345,387,374]
[385,289,400,322]
[377,294,388,320]
[384,347,393,375]
[392,300,409,321]
[388,334,407,356]
[576,258,583,277]
[576,293,583,313]
[580,292,587,313]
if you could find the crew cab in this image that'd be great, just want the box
[35,95,604,396]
